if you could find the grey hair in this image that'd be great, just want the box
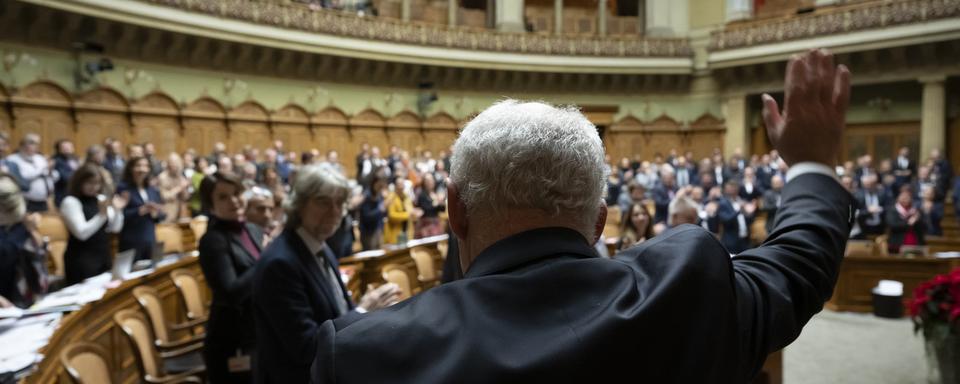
[242,185,274,203]
[284,163,349,229]
[0,175,25,226]
[450,99,607,235]
[667,196,699,227]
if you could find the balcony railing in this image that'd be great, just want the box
[710,0,960,51]
[145,0,691,57]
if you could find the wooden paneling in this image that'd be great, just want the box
[75,90,131,155]
[10,81,75,149]
[607,114,727,163]
[827,254,960,313]
[227,101,272,153]
[273,103,313,160]
[181,97,228,156]
[422,112,459,157]
[842,121,920,163]
[386,110,423,155]
[0,85,10,138]
[131,93,180,157]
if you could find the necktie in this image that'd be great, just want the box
[317,250,349,315]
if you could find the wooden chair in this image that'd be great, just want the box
[113,309,205,384]
[188,216,208,240]
[409,246,440,290]
[132,286,205,355]
[155,223,185,254]
[169,269,209,322]
[39,214,69,277]
[437,239,448,260]
[60,342,114,384]
[381,264,413,301]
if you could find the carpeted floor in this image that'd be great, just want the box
[785,310,929,384]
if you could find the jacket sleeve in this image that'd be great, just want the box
[387,196,410,222]
[198,231,255,307]
[255,256,323,366]
[730,173,853,383]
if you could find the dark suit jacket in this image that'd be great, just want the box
[198,219,263,381]
[854,188,890,235]
[761,189,781,234]
[924,202,944,237]
[886,206,926,250]
[650,183,676,224]
[117,182,166,260]
[717,197,755,254]
[738,183,763,202]
[52,155,78,207]
[253,229,354,384]
[311,173,854,383]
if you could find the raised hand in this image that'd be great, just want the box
[762,49,851,167]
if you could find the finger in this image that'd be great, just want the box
[833,64,851,116]
[802,49,820,103]
[783,54,805,114]
[761,94,782,142]
[817,49,835,104]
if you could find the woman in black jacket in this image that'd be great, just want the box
[886,188,926,254]
[117,156,165,261]
[197,172,262,383]
[60,164,127,285]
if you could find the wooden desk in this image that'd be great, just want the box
[23,256,205,384]
[827,254,960,313]
[339,235,448,299]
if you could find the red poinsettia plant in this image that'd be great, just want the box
[909,268,960,336]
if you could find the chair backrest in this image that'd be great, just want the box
[437,240,448,259]
[113,309,163,379]
[381,264,412,300]
[409,247,438,282]
[60,341,113,384]
[170,269,207,320]
[132,286,171,343]
[189,216,209,240]
[155,223,184,254]
[40,214,69,276]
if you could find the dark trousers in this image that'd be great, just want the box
[64,251,112,286]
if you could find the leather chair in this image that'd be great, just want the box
[169,269,209,322]
[131,286,205,355]
[113,309,205,383]
[381,263,414,301]
[60,341,114,384]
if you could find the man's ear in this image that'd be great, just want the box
[446,180,468,240]
[592,201,607,245]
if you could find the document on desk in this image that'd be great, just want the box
[0,313,61,375]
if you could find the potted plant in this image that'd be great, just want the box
[909,268,960,384]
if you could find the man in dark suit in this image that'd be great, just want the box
[761,175,784,234]
[253,163,399,384]
[718,180,756,254]
[311,50,853,383]
[893,146,915,192]
[738,166,763,202]
[650,168,677,224]
[855,173,889,238]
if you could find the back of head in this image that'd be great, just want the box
[450,100,606,238]
[0,174,25,226]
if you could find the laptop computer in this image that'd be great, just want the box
[111,249,136,281]
[151,241,166,267]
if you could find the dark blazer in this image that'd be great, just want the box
[117,182,166,261]
[198,218,263,383]
[924,202,944,237]
[886,206,926,252]
[311,173,854,384]
[650,183,676,224]
[761,189,782,234]
[253,229,354,384]
[717,197,755,254]
[854,188,890,236]
[52,155,78,207]
[738,183,763,202]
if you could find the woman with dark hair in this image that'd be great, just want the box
[117,156,165,261]
[616,202,655,251]
[260,166,286,222]
[52,139,79,207]
[60,164,127,285]
[887,188,926,254]
[197,172,262,383]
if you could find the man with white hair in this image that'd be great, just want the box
[6,133,53,212]
[310,50,853,383]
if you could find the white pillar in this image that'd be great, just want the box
[495,0,525,32]
[402,0,412,22]
[645,0,671,36]
[723,94,750,159]
[920,76,946,160]
[554,0,563,35]
[637,0,645,35]
[726,0,753,22]
[597,0,608,36]
[448,0,458,26]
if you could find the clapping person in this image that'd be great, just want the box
[414,173,445,238]
[198,172,264,383]
[61,164,127,285]
[157,153,191,222]
[118,156,166,261]
[887,188,925,254]
[0,174,48,308]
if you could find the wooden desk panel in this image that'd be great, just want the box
[24,256,205,384]
[827,255,960,313]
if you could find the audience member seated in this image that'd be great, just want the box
[762,175,784,234]
[198,172,263,383]
[887,188,926,254]
[0,173,48,308]
[157,153,191,222]
[7,133,53,213]
[61,164,127,285]
[118,156,166,261]
[309,50,854,382]
[616,202,654,251]
[855,174,889,239]
[252,163,399,384]
[414,173,445,239]
[718,180,756,254]
[52,139,79,208]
